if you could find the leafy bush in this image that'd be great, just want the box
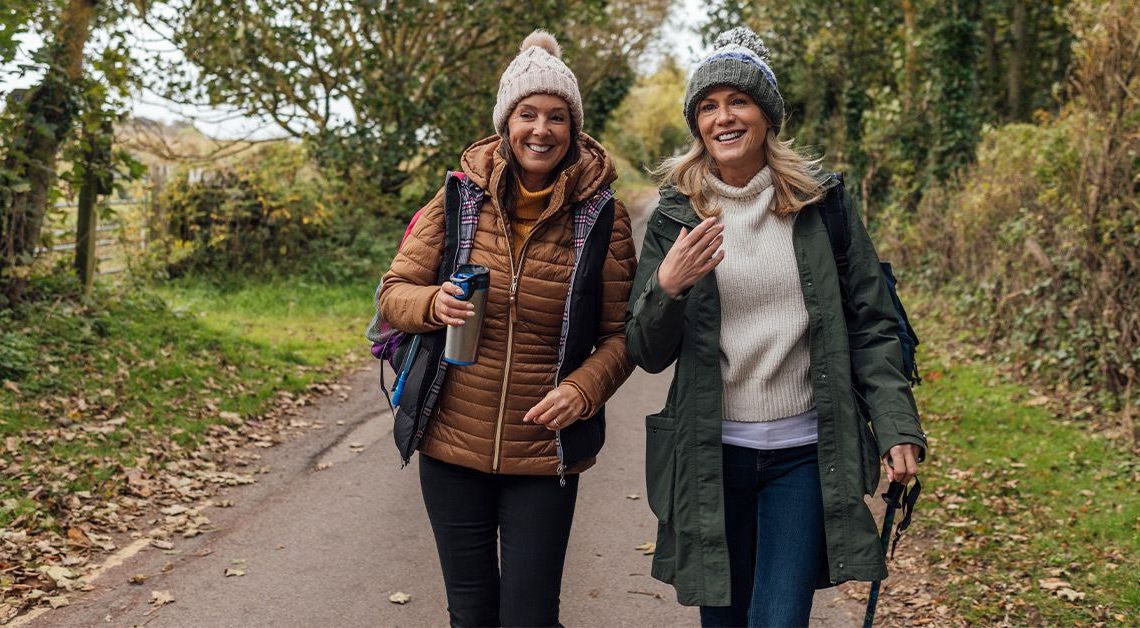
[878,0,1140,429]
[158,142,330,274]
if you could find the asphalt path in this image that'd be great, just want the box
[26,190,865,627]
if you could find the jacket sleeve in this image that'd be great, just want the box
[842,195,928,460]
[561,199,637,417]
[377,187,448,334]
[625,207,688,374]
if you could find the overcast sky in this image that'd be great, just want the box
[2,0,713,140]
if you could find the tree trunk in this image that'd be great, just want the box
[1007,0,1026,120]
[982,11,1000,115]
[1,0,100,279]
[902,0,918,114]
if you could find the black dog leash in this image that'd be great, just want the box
[863,477,921,627]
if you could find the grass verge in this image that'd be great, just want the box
[906,298,1139,625]
[0,273,374,532]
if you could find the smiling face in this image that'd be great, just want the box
[696,86,770,186]
[506,93,573,191]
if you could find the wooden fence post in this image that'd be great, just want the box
[74,155,98,295]
[74,120,112,295]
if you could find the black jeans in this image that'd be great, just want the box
[419,454,579,628]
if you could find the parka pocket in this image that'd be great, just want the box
[859,418,882,496]
[645,412,677,523]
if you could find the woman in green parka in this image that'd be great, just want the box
[625,27,928,628]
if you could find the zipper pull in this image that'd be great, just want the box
[557,463,566,488]
[510,275,520,322]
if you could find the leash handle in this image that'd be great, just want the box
[882,481,905,508]
[889,477,921,559]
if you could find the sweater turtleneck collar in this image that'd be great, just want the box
[706,165,773,203]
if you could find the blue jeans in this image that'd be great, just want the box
[700,443,827,628]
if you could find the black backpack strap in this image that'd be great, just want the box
[818,172,850,277]
[381,172,462,414]
[439,172,462,283]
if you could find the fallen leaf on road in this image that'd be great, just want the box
[129,574,146,585]
[150,590,175,608]
[150,539,174,550]
[46,596,70,609]
[389,592,411,604]
[66,527,92,547]
[224,568,246,577]
[627,590,663,599]
[635,542,656,555]
[626,494,640,500]
[314,462,333,471]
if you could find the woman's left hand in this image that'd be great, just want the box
[882,444,921,485]
[524,385,587,431]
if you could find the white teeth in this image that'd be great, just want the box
[527,144,552,153]
[716,131,744,141]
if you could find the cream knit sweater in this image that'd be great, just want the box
[708,166,814,422]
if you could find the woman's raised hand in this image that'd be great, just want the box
[434,281,475,326]
[656,217,725,298]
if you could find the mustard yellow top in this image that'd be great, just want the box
[510,181,554,261]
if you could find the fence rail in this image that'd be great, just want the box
[38,196,151,277]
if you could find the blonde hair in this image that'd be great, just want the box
[653,128,825,218]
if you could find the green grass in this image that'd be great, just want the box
[155,277,372,364]
[913,325,1139,624]
[0,274,376,530]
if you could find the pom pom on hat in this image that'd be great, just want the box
[520,29,562,58]
[714,27,771,62]
[492,29,584,135]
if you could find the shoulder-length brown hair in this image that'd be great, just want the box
[496,121,581,211]
[653,125,824,219]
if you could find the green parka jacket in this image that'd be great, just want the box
[625,178,927,607]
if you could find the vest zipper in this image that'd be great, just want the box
[551,203,605,488]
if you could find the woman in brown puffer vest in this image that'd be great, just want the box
[377,30,635,627]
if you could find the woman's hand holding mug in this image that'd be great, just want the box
[435,281,475,326]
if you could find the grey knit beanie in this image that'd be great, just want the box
[492,30,584,136]
[684,27,784,136]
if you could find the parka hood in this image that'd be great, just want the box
[460,132,616,209]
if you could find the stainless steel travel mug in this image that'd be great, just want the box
[443,264,490,366]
